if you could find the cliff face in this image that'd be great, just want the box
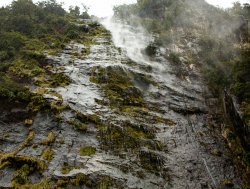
[0,0,249,188]
[0,18,243,189]
[113,0,250,187]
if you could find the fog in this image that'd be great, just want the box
[101,17,154,67]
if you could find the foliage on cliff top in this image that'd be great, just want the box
[0,0,90,103]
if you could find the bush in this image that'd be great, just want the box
[0,74,31,102]
[169,52,181,64]
[0,32,26,52]
[67,30,80,39]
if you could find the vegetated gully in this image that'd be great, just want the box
[1,18,242,188]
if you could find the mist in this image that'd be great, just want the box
[101,17,153,66]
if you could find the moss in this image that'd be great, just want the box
[79,146,96,156]
[56,179,68,187]
[70,173,95,187]
[98,176,111,189]
[90,66,146,108]
[41,132,56,146]
[60,164,79,174]
[34,88,62,100]
[50,101,68,113]
[0,74,31,102]
[97,175,124,189]
[32,144,38,149]
[59,138,65,144]
[21,130,35,148]
[13,176,51,189]
[26,179,51,189]
[221,179,234,187]
[30,88,66,113]
[41,148,54,161]
[28,95,50,112]
[121,106,175,125]
[75,112,101,125]
[24,119,33,126]
[152,115,176,125]
[12,164,31,186]
[97,121,159,154]
[139,149,165,173]
[50,73,71,87]
[68,120,88,132]
[0,152,47,172]
[9,59,45,79]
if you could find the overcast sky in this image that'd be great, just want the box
[0,0,249,17]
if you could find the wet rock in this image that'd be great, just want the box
[3,108,30,123]
[139,148,165,172]
[0,19,243,189]
[43,94,60,101]
[64,46,73,51]
[170,104,208,114]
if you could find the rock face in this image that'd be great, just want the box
[0,20,242,188]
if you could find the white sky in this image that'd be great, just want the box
[0,0,249,17]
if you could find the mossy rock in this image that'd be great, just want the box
[75,112,101,125]
[0,153,47,172]
[50,73,71,87]
[61,164,79,174]
[68,120,88,132]
[97,121,161,154]
[79,146,96,156]
[70,173,96,187]
[90,66,146,108]
[41,132,56,146]
[24,119,33,126]
[139,149,165,172]
[41,148,54,161]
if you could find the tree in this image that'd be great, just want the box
[10,0,37,19]
[69,6,80,16]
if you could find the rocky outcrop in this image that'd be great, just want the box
[224,90,250,149]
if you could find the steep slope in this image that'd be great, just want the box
[0,0,249,188]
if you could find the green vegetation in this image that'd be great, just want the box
[79,146,96,156]
[97,121,166,155]
[41,132,56,146]
[90,66,146,108]
[0,0,100,110]
[0,152,47,172]
[60,164,79,174]
[70,173,94,187]
[41,148,54,161]
[68,120,88,132]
